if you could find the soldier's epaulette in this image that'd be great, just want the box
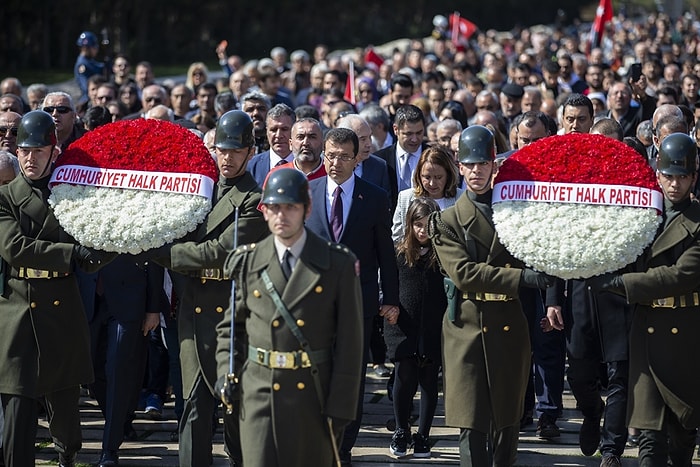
[234,243,257,255]
[327,242,351,254]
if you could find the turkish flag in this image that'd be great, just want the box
[344,61,356,105]
[589,0,613,51]
[449,12,478,45]
[364,48,384,70]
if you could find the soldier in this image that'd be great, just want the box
[216,168,364,467]
[74,31,106,105]
[153,110,267,467]
[0,110,113,466]
[589,133,700,467]
[429,125,552,466]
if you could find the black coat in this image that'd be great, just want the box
[384,252,446,362]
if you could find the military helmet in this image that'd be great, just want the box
[657,133,697,176]
[76,31,98,48]
[262,168,310,205]
[215,110,254,150]
[458,125,495,164]
[16,111,57,148]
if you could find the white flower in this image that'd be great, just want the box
[493,202,660,279]
[49,185,211,254]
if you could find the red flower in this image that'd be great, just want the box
[495,133,660,192]
[57,119,217,181]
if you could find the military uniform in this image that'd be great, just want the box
[622,199,700,462]
[0,174,93,465]
[430,191,531,466]
[216,229,363,467]
[158,171,267,467]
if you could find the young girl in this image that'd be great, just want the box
[384,197,446,458]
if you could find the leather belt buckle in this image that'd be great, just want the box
[20,267,51,279]
[270,351,297,369]
[651,297,675,308]
[483,293,509,301]
[201,268,222,280]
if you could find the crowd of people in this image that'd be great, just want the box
[1,7,700,467]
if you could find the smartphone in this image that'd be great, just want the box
[628,63,642,82]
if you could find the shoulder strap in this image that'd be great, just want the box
[260,269,326,412]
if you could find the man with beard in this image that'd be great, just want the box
[288,118,326,180]
[241,91,271,154]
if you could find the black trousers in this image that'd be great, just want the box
[392,356,439,435]
[638,410,697,467]
[567,358,628,456]
[179,372,240,467]
[2,386,81,467]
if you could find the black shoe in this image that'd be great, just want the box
[536,417,561,439]
[389,428,411,457]
[123,422,138,441]
[98,450,119,467]
[412,432,431,458]
[579,415,601,456]
[520,413,534,429]
[626,433,639,447]
[58,452,75,467]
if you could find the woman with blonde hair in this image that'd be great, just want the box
[185,62,209,94]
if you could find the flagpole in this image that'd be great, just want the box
[452,11,460,47]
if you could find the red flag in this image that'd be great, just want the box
[449,12,478,45]
[344,61,356,105]
[589,0,613,51]
[364,48,384,71]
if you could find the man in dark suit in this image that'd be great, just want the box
[79,255,164,466]
[153,110,268,467]
[306,128,399,465]
[246,104,296,188]
[336,114,391,196]
[375,104,427,211]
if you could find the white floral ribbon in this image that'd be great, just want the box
[49,164,215,199]
[493,181,663,211]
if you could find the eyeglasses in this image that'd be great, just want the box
[43,106,72,114]
[0,127,18,136]
[145,97,162,104]
[325,154,355,162]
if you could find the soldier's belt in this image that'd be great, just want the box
[198,269,229,281]
[248,344,331,370]
[462,292,515,302]
[16,267,70,279]
[649,293,700,308]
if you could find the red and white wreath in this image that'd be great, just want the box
[492,133,662,279]
[49,119,218,254]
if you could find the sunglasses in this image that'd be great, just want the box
[145,97,162,104]
[0,127,18,136]
[43,106,72,114]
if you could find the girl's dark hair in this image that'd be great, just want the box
[397,197,440,267]
[84,105,112,131]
